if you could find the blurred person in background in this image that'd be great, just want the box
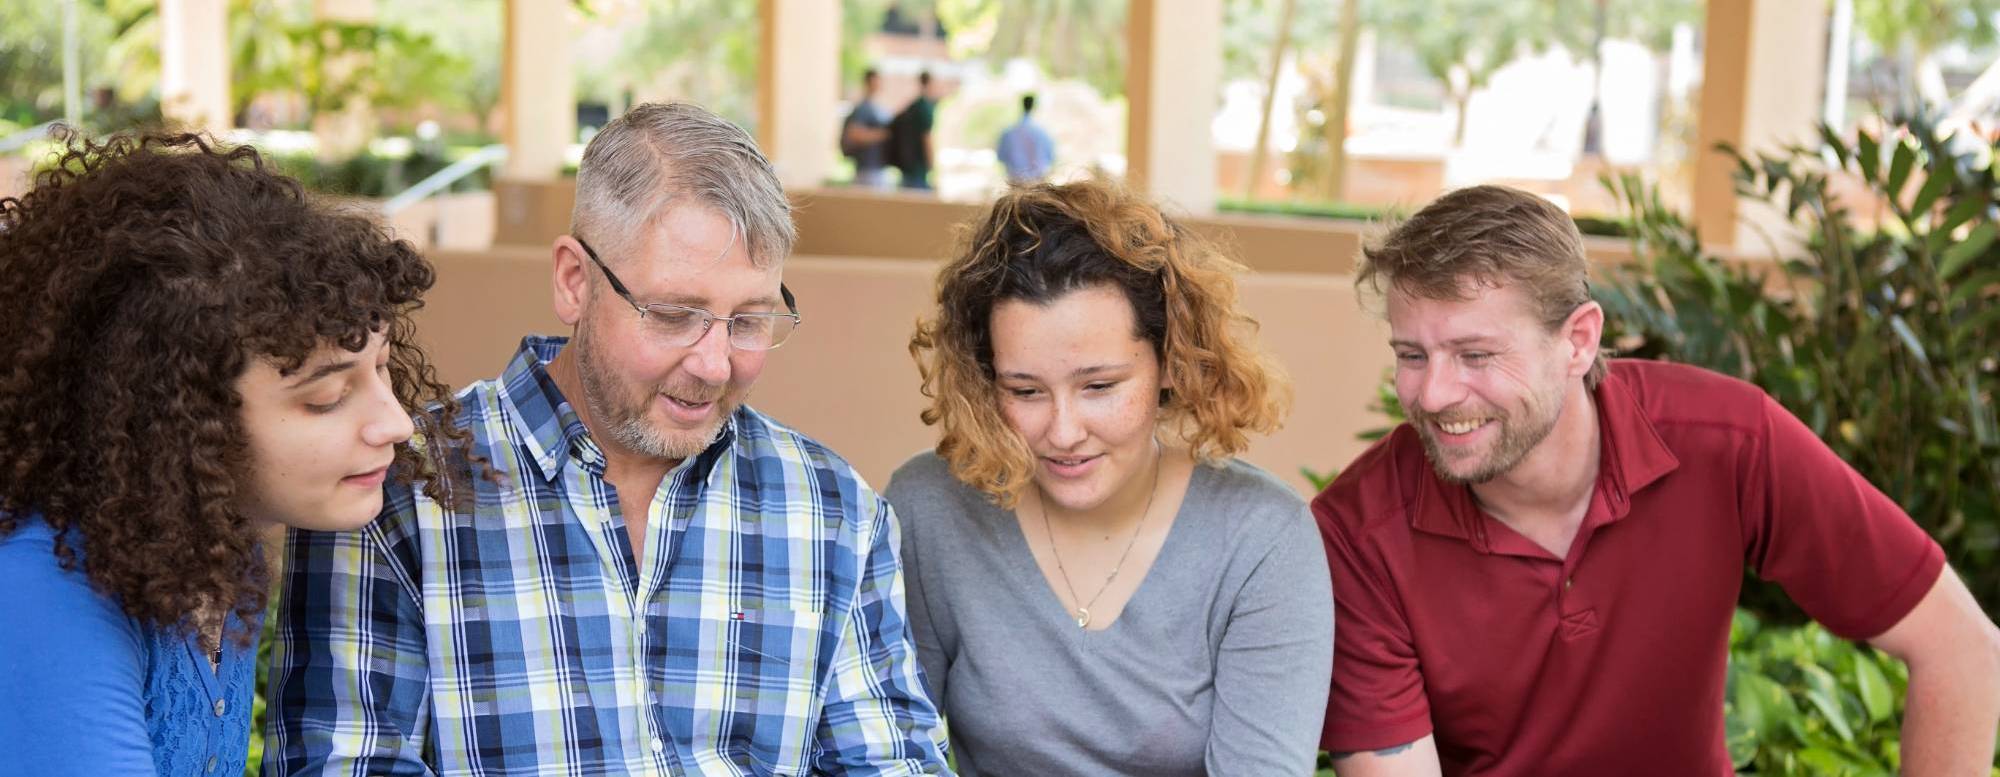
[996,93,1056,185]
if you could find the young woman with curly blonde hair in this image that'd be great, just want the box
[887,179,1334,775]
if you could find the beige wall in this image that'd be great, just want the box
[416,247,1392,495]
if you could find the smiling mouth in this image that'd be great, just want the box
[1434,418,1490,435]
[1043,454,1099,467]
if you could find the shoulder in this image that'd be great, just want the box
[733,406,885,512]
[884,450,993,542]
[0,518,142,644]
[1603,359,1768,434]
[1196,459,1308,525]
[1192,459,1317,557]
[885,450,966,502]
[1312,425,1428,542]
[0,515,147,691]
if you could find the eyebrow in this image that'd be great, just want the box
[285,359,355,389]
[650,292,782,310]
[997,364,1129,381]
[1390,336,1502,350]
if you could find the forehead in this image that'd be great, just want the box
[621,204,782,303]
[1384,282,1541,344]
[989,286,1147,368]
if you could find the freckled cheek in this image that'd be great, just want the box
[998,399,1043,441]
[1107,390,1159,442]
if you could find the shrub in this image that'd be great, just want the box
[1597,114,2000,622]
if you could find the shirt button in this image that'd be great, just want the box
[650,737,665,753]
[1565,577,1575,590]
[213,698,227,716]
[636,619,647,633]
[205,756,218,773]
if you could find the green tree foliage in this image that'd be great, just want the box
[0,2,119,126]
[1368,0,1560,146]
[936,0,1128,98]
[1598,115,2000,620]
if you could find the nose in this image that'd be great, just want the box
[680,321,735,386]
[361,373,416,449]
[1416,359,1469,415]
[1045,394,1088,450]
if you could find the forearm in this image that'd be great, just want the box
[1899,639,2000,776]
[1329,735,1443,777]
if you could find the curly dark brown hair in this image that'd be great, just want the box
[0,130,472,643]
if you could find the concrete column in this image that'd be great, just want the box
[314,0,376,158]
[1126,0,1222,214]
[756,0,841,190]
[1692,0,1828,249]
[500,0,574,182]
[159,0,231,132]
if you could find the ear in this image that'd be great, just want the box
[1561,300,1605,381]
[552,235,591,327]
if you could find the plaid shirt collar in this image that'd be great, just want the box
[499,335,737,485]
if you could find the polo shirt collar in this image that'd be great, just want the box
[1408,366,1681,546]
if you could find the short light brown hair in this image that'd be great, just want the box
[1359,184,1608,387]
[911,179,1290,507]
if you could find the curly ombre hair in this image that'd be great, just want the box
[910,179,1290,507]
[0,130,472,644]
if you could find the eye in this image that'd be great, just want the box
[304,392,348,414]
[732,315,774,336]
[1396,351,1427,365]
[1461,352,1492,365]
[1005,386,1042,399]
[1084,381,1118,392]
[649,308,703,329]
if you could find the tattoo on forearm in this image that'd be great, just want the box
[1329,742,1415,760]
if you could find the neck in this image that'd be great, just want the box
[1470,382,1601,527]
[546,347,678,486]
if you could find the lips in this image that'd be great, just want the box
[342,465,390,487]
[1040,453,1102,479]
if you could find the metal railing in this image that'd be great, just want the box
[0,121,61,155]
[380,143,508,216]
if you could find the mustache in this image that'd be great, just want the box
[659,378,725,403]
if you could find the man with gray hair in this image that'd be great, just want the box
[267,102,953,775]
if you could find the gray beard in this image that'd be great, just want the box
[574,321,734,461]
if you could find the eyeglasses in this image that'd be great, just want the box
[573,236,802,351]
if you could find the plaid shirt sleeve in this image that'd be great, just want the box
[264,494,436,777]
[811,494,953,775]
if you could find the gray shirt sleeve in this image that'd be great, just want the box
[896,470,953,708]
[1206,500,1335,775]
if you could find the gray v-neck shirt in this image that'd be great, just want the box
[886,452,1335,776]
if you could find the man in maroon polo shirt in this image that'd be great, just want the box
[1316,184,2000,776]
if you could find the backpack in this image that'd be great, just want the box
[887,99,929,171]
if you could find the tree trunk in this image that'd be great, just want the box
[1322,0,1360,201]
[1245,0,1297,200]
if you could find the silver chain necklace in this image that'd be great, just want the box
[1038,440,1162,628]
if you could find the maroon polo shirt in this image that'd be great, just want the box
[1314,360,1944,775]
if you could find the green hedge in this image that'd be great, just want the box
[1215,195,1635,238]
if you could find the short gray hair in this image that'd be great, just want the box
[570,102,796,267]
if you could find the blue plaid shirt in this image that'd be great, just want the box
[265,336,950,776]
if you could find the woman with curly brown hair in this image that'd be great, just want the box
[0,131,465,776]
[885,179,1335,775]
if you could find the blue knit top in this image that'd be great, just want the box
[0,516,260,776]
